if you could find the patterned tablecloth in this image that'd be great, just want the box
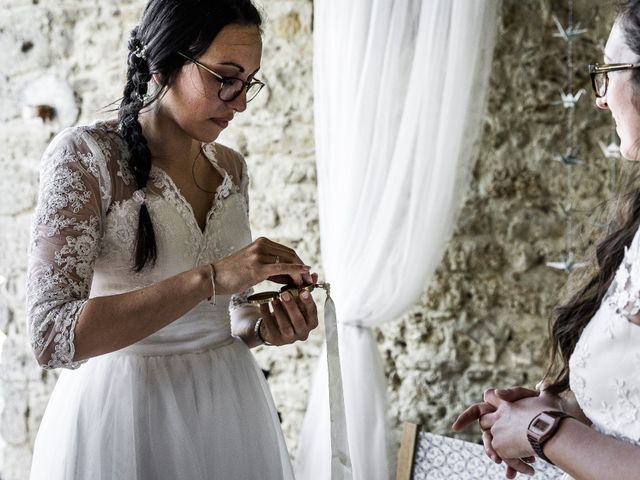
[412,432,567,480]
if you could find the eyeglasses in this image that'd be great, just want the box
[588,62,640,98]
[178,52,265,103]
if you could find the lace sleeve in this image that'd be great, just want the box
[27,127,109,369]
[605,229,640,322]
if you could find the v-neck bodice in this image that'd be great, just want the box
[95,129,253,352]
[148,154,237,236]
[96,141,251,287]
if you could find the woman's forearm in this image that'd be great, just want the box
[545,418,640,480]
[72,264,212,361]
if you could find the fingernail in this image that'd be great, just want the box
[282,292,292,302]
[301,291,310,300]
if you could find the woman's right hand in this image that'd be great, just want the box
[213,237,313,295]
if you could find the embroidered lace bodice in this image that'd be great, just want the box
[27,121,253,369]
[570,227,640,445]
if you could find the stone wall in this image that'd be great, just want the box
[0,0,626,478]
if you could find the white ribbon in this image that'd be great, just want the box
[322,285,352,478]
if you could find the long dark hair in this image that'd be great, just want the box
[545,0,640,394]
[118,0,262,271]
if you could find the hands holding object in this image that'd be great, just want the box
[211,237,321,347]
[248,275,325,347]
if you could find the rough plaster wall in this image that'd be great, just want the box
[0,0,627,478]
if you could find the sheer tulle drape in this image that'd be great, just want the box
[296,1,500,478]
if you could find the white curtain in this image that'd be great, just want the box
[296,0,501,479]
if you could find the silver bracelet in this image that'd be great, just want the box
[254,317,273,346]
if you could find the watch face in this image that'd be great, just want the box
[532,418,550,431]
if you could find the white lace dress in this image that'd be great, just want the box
[566,226,640,478]
[27,122,294,480]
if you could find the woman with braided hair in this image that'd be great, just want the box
[27,1,316,478]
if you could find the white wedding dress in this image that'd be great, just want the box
[27,122,294,480]
[564,225,640,479]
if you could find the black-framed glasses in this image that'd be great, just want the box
[589,62,640,98]
[178,52,265,103]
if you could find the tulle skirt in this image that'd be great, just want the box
[30,338,294,480]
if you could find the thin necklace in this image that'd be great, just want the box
[191,147,218,194]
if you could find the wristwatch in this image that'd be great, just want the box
[527,410,571,465]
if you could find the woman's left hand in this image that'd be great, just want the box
[257,273,319,346]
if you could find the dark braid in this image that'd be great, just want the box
[119,26,157,272]
[117,0,263,272]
